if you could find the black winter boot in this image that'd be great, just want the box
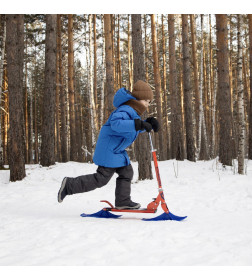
[115,201,141,209]
[58,177,68,203]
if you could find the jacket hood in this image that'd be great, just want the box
[113,88,136,108]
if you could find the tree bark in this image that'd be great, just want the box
[117,15,122,89]
[181,14,196,162]
[128,15,133,91]
[41,14,57,166]
[151,14,165,160]
[100,15,105,128]
[168,14,184,160]
[131,14,153,180]
[216,14,233,166]
[237,14,245,174]
[0,16,6,168]
[55,15,61,162]
[58,15,68,162]
[104,14,115,119]
[162,15,170,159]
[93,14,98,108]
[6,14,26,180]
[190,14,200,143]
[144,15,149,84]
[68,14,77,161]
[24,33,29,164]
[248,14,252,159]
[199,15,209,160]
[88,14,98,153]
[3,67,8,165]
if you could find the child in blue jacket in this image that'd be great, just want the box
[58,80,159,209]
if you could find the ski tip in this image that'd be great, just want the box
[142,212,187,221]
[80,209,122,219]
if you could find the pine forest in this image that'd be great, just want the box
[1,14,252,181]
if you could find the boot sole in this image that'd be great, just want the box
[115,204,141,210]
[58,177,67,203]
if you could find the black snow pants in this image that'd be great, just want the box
[65,164,134,207]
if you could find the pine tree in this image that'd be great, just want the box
[216,14,233,166]
[131,14,153,180]
[248,14,252,160]
[104,14,115,119]
[181,14,196,162]
[41,14,57,167]
[198,15,209,160]
[151,14,165,160]
[190,14,200,144]
[0,15,6,169]
[68,14,78,161]
[6,14,26,180]
[57,15,68,162]
[168,14,184,160]
[237,14,245,174]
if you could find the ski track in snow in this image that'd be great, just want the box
[0,160,252,265]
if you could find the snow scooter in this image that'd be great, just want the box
[81,132,187,221]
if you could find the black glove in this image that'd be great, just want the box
[145,117,160,132]
[134,119,152,132]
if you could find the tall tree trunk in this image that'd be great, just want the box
[144,15,149,84]
[209,15,218,158]
[100,15,105,128]
[0,16,6,168]
[6,14,26,180]
[93,14,98,108]
[117,15,122,89]
[131,14,153,180]
[168,14,184,160]
[162,15,170,159]
[3,67,8,165]
[128,15,133,91]
[190,14,200,145]
[209,15,215,158]
[243,51,249,127]
[58,15,67,162]
[84,27,93,161]
[216,14,233,166]
[111,15,117,91]
[68,14,77,161]
[24,35,29,163]
[34,49,39,163]
[29,68,33,164]
[198,15,203,159]
[248,14,252,159]
[41,14,57,166]
[104,14,115,119]
[178,16,186,157]
[237,14,245,174]
[229,16,234,116]
[199,15,209,160]
[151,14,165,160]
[229,16,238,159]
[181,14,196,162]
[55,16,61,162]
[76,88,83,162]
[88,14,98,153]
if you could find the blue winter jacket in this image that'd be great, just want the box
[93,88,143,168]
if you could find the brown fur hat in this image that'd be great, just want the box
[132,80,153,101]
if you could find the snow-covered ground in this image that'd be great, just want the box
[0,159,252,266]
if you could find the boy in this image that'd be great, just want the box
[58,80,159,209]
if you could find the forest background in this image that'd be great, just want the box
[1,3,252,183]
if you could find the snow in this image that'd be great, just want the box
[0,159,252,267]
